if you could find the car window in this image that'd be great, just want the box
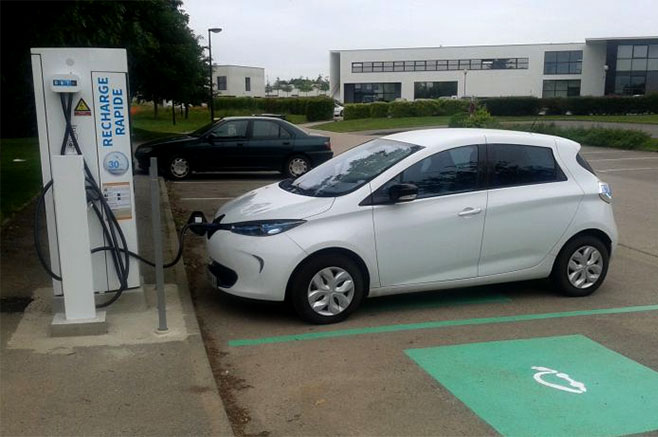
[370,145,480,203]
[252,120,281,139]
[576,153,596,175]
[211,120,248,138]
[488,144,566,188]
[280,138,423,197]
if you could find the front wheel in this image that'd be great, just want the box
[551,236,609,297]
[167,156,191,180]
[290,254,365,324]
[284,155,311,178]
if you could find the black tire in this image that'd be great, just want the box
[290,254,365,324]
[284,155,311,179]
[551,235,609,297]
[166,155,191,180]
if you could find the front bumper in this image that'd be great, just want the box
[206,229,307,301]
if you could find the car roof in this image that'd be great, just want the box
[383,128,580,151]
[221,116,287,122]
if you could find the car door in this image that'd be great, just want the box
[194,119,249,170]
[477,140,583,276]
[243,120,294,169]
[371,144,487,287]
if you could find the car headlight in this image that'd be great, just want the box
[229,219,306,237]
[137,146,153,155]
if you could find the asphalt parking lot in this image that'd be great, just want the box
[168,130,658,436]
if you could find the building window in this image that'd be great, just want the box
[351,57,529,73]
[245,77,251,92]
[414,81,458,99]
[344,83,401,103]
[615,43,658,95]
[544,51,582,74]
[542,80,581,97]
[217,76,227,91]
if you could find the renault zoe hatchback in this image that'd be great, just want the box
[205,129,617,324]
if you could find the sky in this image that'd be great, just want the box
[183,0,658,83]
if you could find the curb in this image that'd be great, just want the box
[159,177,235,436]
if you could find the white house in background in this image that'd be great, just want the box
[330,36,658,103]
[212,65,265,97]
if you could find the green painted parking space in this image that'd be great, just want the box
[406,335,658,436]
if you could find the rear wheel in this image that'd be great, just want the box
[284,155,311,178]
[290,254,365,324]
[167,156,191,180]
[552,236,609,297]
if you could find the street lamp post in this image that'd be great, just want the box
[208,27,222,122]
[603,64,609,96]
[463,69,468,97]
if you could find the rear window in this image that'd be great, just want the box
[488,144,566,188]
[576,153,596,175]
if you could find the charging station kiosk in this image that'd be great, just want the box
[31,48,141,329]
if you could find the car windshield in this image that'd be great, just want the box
[190,120,221,136]
[280,138,422,197]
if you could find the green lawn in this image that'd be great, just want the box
[313,114,658,133]
[0,138,41,223]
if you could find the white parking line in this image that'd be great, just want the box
[589,157,658,162]
[180,197,235,201]
[597,167,658,173]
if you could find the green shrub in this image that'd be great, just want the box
[304,97,334,121]
[411,99,439,116]
[369,102,390,118]
[449,107,499,128]
[389,101,415,118]
[214,96,264,111]
[481,97,541,116]
[503,123,658,151]
[344,103,371,120]
[435,99,470,115]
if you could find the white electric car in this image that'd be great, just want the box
[205,129,617,324]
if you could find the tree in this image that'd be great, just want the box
[265,82,273,95]
[0,0,206,136]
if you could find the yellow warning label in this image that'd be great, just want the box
[74,98,91,116]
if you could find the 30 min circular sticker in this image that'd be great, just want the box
[103,151,130,176]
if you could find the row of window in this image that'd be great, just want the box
[414,81,458,99]
[370,144,565,203]
[216,76,252,92]
[351,58,529,73]
[616,44,658,72]
[210,119,292,139]
[543,50,583,75]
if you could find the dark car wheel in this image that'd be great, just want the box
[551,235,609,297]
[284,155,311,178]
[290,254,365,324]
[167,156,191,180]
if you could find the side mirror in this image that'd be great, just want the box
[389,183,418,203]
[205,132,218,141]
[187,211,209,236]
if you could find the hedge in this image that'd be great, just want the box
[343,98,469,120]
[213,96,334,121]
[482,94,658,116]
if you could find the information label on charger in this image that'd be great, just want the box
[102,182,132,220]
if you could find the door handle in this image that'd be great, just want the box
[282,141,291,145]
[458,207,482,217]
[237,142,245,146]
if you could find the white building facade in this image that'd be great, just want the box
[330,37,658,103]
[213,65,265,97]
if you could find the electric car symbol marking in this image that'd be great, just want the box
[531,366,587,394]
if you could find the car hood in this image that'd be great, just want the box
[216,182,334,222]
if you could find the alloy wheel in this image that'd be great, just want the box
[170,157,190,178]
[307,267,354,316]
[289,158,309,177]
[567,245,603,289]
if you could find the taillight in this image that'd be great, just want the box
[324,139,331,150]
[598,181,612,203]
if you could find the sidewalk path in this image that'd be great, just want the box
[0,175,233,436]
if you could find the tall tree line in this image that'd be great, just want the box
[0,0,207,137]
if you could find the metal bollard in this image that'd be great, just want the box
[149,157,167,332]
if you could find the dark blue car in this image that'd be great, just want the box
[135,116,333,179]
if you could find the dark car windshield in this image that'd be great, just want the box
[280,138,422,197]
[190,120,221,136]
